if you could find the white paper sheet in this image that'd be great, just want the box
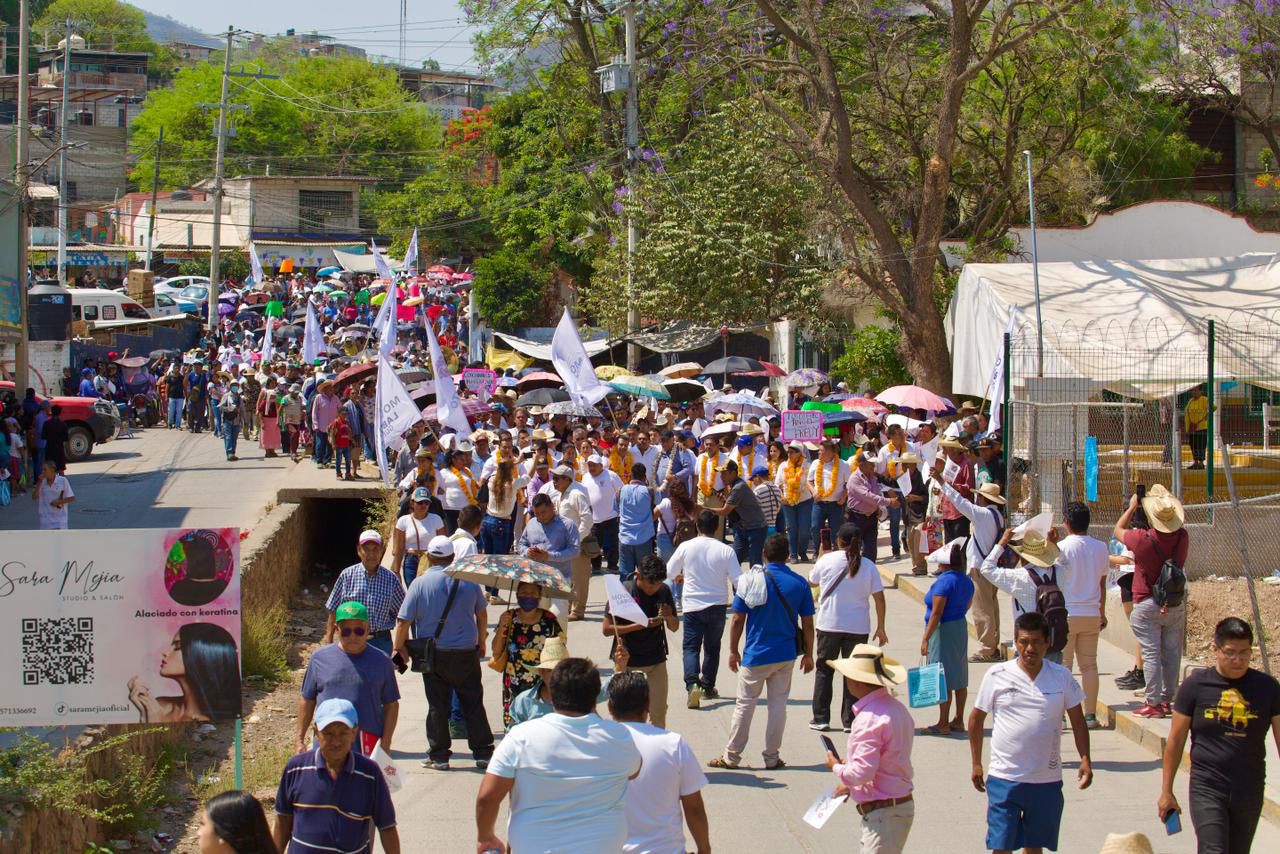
[802,786,849,829]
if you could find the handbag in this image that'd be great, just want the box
[404,579,461,674]
[580,533,603,559]
[488,611,513,673]
[907,661,948,708]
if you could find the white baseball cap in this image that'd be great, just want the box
[587,454,605,466]
[427,535,454,558]
[358,529,383,546]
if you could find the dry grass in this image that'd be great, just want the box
[1186,578,1280,673]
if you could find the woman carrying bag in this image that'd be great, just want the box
[807,523,887,732]
[917,540,975,735]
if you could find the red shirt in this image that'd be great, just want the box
[1123,528,1189,604]
[332,419,352,449]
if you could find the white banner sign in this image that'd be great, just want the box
[603,574,650,626]
[551,307,609,407]
[374,354,423,484]
[0,529,242,726]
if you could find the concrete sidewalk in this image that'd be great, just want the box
[380,568,1277,852]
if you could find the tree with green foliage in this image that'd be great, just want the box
[34,0,148,50]
[472,248,549,330]
[129,56,441,189]
[831,322,912,394]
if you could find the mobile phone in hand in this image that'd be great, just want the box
[819,526,833,552]
[1163,810,1181,835]
[391,651,409,675]
[820,734,838,757]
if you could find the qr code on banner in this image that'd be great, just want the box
[21,617,94,685]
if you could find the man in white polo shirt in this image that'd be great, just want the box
[968,611,1093,854]
[583,453,624,573]
[608,672,710,854]
[667,510,742,709]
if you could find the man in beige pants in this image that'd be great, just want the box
[1055,501,1110,729]
[602,555,677,728]
[539,466,595,621]
[709,534,815,769]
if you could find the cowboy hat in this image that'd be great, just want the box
[975,483,1006,505]
[897,452,921,465]
[1098,833,1154,854]
[701,421,740,439]
[1141,483,1185,534]
[739,422,763,436]
[1010,530,1060,568]
[533,636,570,672]
[958,400,980,414]
[827,644,907,687]
[713,411,737,423]
[938,436,965,450]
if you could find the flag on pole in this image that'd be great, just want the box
[424,312,472,437]
[373,353,422,484]
[302,301,328,365]
[372,239,396,282]
[403,228,419,277]
[377,249,399,359]
[248,241,265,286]
[985,307,1020,436]
[551,307,609,407]
[260,314,275,364]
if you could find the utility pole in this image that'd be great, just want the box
[13,0,29,397]
[1023,150,1043,378]
[201,27,245,332]
[623,2,639,373]
[143,126,162,271]
[55,17,70,284]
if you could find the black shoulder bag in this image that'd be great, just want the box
[405,579,461,674]
[764,570,805,658]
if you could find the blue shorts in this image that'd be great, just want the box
[985,776,1064,851]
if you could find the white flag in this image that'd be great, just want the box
[372,239,396,282]
[424,312,472,437]
[373,353,422,484]
[550,307,608,407]
[248,241,265,286]
[260,314,275,364]
[302,301,328,365]
[403,228,419,277]
[986,307,1020,435]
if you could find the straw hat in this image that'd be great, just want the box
[1010,530,1060,568]
[533,636,570,672]
[1141,484,1185,534]
[713,411,737,423]
[897,452,921,465]
[938,437,965,450]
[975,483,1006,505]
[827,644,907,687]
[740,422,763,436]
[1098,833,1154,854]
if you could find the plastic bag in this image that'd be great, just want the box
[907,662,948,708]
[0,477,9,507]
[371,740,403,792]
[735,565,768,608]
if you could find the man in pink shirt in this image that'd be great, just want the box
[824,644,914,852]
[845,454,898,562]
[310,379,341,466]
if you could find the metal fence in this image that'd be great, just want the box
[1001,319,1280,583]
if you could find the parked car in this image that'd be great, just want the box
[154,276,211,299]
[69,289,151,323]
[0,380,121,462]
[149,293,198,318]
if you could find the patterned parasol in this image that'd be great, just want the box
[444,554,573,599]
[594,365,631,380]
[543,400,604,419]
[786,368,830,388]
[608,376,671,399]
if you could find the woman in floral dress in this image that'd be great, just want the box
[490,581,562,726]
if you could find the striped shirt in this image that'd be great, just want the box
[753,480,782,524]
[326,564,405,633]
[275,747,395,853]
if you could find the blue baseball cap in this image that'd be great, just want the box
[314,698,358,731]
[736,435,753,447]
[751,464,769,477]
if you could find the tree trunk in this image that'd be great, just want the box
[898,298,953,393]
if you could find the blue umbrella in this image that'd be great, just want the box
[317,265,342,277]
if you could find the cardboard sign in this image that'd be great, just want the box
[0,528,241,726]
[780,409,824,443]
[461,368,498,395]
[603,574,651,626]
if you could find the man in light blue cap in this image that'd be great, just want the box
[274,697,401,853]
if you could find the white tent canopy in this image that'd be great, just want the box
[947,255,1280,399]
[332,248,404,275]
[494,331,612,361]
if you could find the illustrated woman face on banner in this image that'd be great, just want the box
[164,530,234,607]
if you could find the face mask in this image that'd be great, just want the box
[517,596,540,612]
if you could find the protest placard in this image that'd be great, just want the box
[780,409,824,443]
[0,528,241,726]
[603,575,650,626]
[462,367,498,395]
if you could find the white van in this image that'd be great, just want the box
[70,288,152,323]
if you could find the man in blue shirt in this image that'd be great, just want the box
[393,535,495,770]
[274,697,400,854]
[298,601,400,757]
[617,463,656,583]
[518,493,581,581]
[655,429,695,497]
[710,533,815,770]
[76,367,98,398]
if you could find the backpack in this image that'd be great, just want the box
[1147,531,1188,609]
[1028,566,1069,653]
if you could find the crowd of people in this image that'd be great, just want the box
[8,266,1276,854]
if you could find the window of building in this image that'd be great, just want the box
[298,189,354,231]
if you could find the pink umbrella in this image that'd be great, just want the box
[427,264,455,275]
[740,360,786,378]
[421,399,494,422]
[515,371,564,390]
[875,384,950,412]
[841,396,888,414]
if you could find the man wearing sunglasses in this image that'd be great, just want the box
[297,600,401,757]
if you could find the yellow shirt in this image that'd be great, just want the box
[1185,396,1209,432]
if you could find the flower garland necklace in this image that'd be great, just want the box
[782,460,806,504]
[699,453,716,497]
[610,448,633,481]
[452,464,479,505]
[813,457,838,500]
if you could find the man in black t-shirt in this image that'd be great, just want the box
[1159,617,1280,854]
[603,554,677,729]
[716,460,767,567]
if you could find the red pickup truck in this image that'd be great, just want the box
[0,380,121,462]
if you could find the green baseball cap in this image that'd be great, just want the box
[334,601,369,623]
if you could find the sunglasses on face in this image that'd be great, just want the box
[340,626,367,637]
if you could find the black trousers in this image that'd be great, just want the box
[592,516,620,570]
[812,630,867,728]
[845,510,879,563]
[422,648,494,763]
[1189,774,1264,854]
[1189,429,1208,464]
